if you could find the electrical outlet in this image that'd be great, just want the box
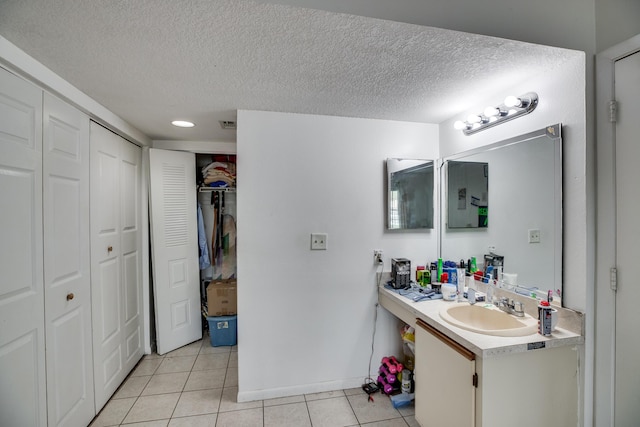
[374,250,383,264]
[528,229,541,243]
[310,233,328,250]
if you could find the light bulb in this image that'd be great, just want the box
[171,120,195,128]
[454,120,467,130]
[484,106,499,117]
[467,114,482,124]
[504,96,521,108]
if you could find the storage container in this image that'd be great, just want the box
[207,315,237,347]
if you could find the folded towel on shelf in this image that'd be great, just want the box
[201,161,236,187]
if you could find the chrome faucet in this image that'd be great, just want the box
[496,297,525,317]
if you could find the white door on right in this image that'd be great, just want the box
[614,49,640,426]
[149,148,201,355]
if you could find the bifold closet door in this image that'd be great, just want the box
[90,122,143,410]
[43,92,95,427]
[149,148,201,355]
[0,67,47,426]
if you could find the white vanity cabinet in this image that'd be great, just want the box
[414,317,579,427]
[415,318,476,427]
[380,287,582,427]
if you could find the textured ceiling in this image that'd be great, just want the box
[0,0,579,142]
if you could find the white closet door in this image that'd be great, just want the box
[119,135,144,369]
[0,68,46,427]
[43,93,95,427]
[149,148,201,355]
[90,122,143,409]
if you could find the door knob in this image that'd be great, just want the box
[107,245,113,253]
[66,293,74,301]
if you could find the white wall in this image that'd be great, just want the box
[236,110,438,401]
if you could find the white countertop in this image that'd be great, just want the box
[379,285,584,358]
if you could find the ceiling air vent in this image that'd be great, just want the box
[219,120,237,130]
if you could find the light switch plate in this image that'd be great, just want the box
[310,233,328,250]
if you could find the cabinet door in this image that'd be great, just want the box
[415,319,475,427]
[149,148,201,355]
[43,93,95,426]
[90,122,143,410]
[0,67,47,427]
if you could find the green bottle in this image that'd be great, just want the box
[437,258,443,282]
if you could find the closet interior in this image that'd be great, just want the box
[196,154,237,336]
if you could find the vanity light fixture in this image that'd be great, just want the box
[453,92,538,135]
[171,120,195,128]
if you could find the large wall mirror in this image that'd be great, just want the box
[387,158,434,230]
[440,124,562,299]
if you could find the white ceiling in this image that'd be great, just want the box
[0,0,578,143]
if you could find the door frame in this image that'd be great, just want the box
[595,33,640,427]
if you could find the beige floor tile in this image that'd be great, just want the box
[344,387,366,396]
[305,389,345,401]
[120,420,169,427]
[223,366,238,387]
[90,397,137,427]
[199,340,233,354]
[166,340,202,357]
[264,401,311,427]
[143,353,164,360]
[218,386,263,413]
[263,394,305,407]
[228,351,238,368]
[306,396,358,427]
[215,407,263,427]
[156,356,197,374]
[141,372,189,396]
[122,393,180,424]
[347,392,402,424]
[397,401,415,417]
[131,358,163,377]
[114,375,152,399]
[404,415,421,427]
[172,388,223,417]
[192,353,230,371]
[361,418,408,426]
[167,413,217,427]
[183,368,226,391]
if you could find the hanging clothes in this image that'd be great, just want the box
[197,202,211,270]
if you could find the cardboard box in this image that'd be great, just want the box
[206,279,237,316]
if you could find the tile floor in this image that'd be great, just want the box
[90,337,418,427]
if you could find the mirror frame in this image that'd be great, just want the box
[438,124,563,301]
[386,158,435,231]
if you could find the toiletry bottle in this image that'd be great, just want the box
[457,267,466,302]
[470,257,477,273]
[416,266,425,287]
[429,263,437,284]
[437,258,443,283]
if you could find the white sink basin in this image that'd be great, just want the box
[439,304,537,337]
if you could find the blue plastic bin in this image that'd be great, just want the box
[207,315,237,347]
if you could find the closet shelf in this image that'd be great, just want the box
[198,186,236,193]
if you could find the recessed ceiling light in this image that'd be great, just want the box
[171,120,195,128]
